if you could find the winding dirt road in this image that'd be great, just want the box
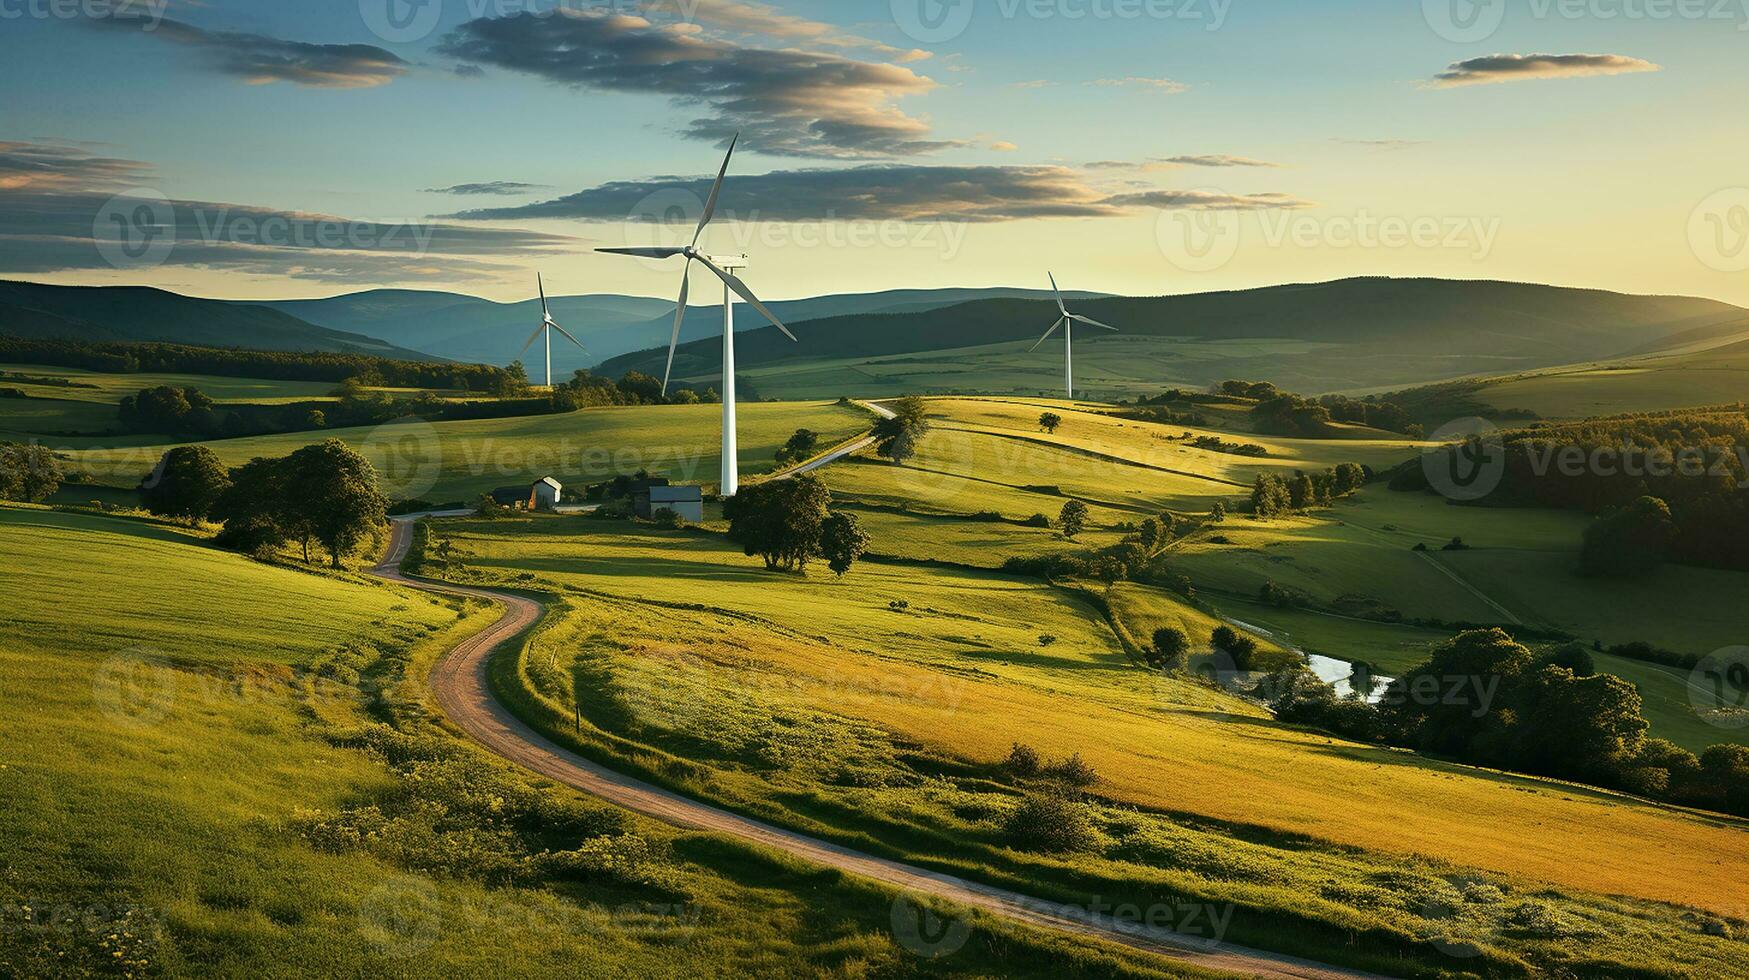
[372,520,1390,980]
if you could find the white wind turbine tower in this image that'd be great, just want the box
[522,273,585,388]
[1030,272,1118,400]
[595,133,798,497]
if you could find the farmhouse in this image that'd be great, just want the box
[636,484,704,522]
[489,477,564,512]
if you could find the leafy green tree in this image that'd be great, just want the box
[0,442,62,503]
[1210,625,1259,671]
[285,440,388,568]
[873,396,930,465]
[213,456,297,556]
[723,474,832,572]
[1333,462,1368,496]
[1149,627,1190,671]
[1250,474,1291,517]
[616,371,665,404]
[1505,667,1649,782]
[1039,412,1063,434]
[819,510,870,577]
[1208,501,1227,523]
[1058,499,1089,539]
[141,446,230,524]
[1137,517,1164,550]
[776,428,821,467]
[1379,629,1534,758]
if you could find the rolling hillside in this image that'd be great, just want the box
[598,278,1748,398]
[264,286,1104,374]
[0,281,432,359]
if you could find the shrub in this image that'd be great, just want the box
[1004,743,1042,779]
[1024,513,1052,528]
[650,507,684,529]
[1003,793,1096,852]
[1149,627,1190,671]
[1038,634,1058,647]
[1042,753,1099,788]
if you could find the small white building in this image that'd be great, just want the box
[531,476,563,511]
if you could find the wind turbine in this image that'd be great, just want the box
[1030,273,1117,400]
[595,133,797,497]
[522,273,585,388]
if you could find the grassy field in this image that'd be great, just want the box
[1466,339,1749,419]
[46,400,873,503]
[422,513,1749,975]
[0,505,1189,978]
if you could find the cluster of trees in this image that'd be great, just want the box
[1408,410,1749,571]
[140,440,387,567]
[1249,463,1369,517]
[0,336,511,390]
[1003,507,1211,594]
[554,369,720,409]
[873,396,931,465]
[723,474,869,576]
[1265,629,1749,817]
[0,442,61,502]
[1216,380,1417,437]
[115,379,580,439]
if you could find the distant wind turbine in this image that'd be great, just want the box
[1030,273,1118,400]
[522,273,585,388]
[595,133,798,497]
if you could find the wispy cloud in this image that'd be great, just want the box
[680,0,931,63]
[1154,155,1281,169]
[437,9,957,159]
[425,181,551,196]
[1334,138,1427,150]
[86,15,408,88]
[0,141,572,283]
[1089,77,1189,94]
[446,163,1314,224]
[1430,53,1660,89]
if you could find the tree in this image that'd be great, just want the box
[616,371,665,405]
[1058,499,1089,539]
[213,456,296,556]
[819,511,870,577]
[1378,629,1534,758]
[776,428,821,467]
[1150,627,1190,671]
[1333,462,1368,496]
[1039,412,1063,434]
[873,396,930,465]
[1208,501,1227,523]
[1211,625,1259,671]
[1250,474,1291,517]
[284,440,388,568]
[0,442,62,503]
[723,474,831,572]
[118,385,214,434]
[1137,517,1165,550]
[1581,496,1676,578]
[140,446,230,524]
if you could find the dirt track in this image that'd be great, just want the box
[374,519,1393,980]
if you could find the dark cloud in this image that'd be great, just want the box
[87,15,408,88]
[1431,53,1659,89]
[448,164,1314,224]
[425,181,552,196]
[0,142,573,283]
[436,10,954,159]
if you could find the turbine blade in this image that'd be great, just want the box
[521,323,546,354]
[1068,313,1119,332]
[696,254,797,342]
[1048,272,1067,315]
[538,272,549,317]
[664,262,692,395]
[596,246,690,259]
[693,132,738,248]
[550,320,586,351]
[1029,317,1066,353]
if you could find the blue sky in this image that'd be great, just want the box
[2,0,1745,305]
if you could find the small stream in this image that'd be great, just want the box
[1228,619,1394,703]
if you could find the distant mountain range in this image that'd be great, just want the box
[4,277,1744,399]
[259,286,1105,376]
[0,281,434,359]
[596,277,1749,396]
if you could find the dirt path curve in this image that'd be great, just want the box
[373,520,1393,980]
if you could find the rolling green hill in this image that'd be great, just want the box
[598,278,1746,398]
[0,281,432,359]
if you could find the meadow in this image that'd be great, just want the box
[47,399,873,503]
[1461,338,1749,419]
[0,505,1182,978]
[425,511,1749,976]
